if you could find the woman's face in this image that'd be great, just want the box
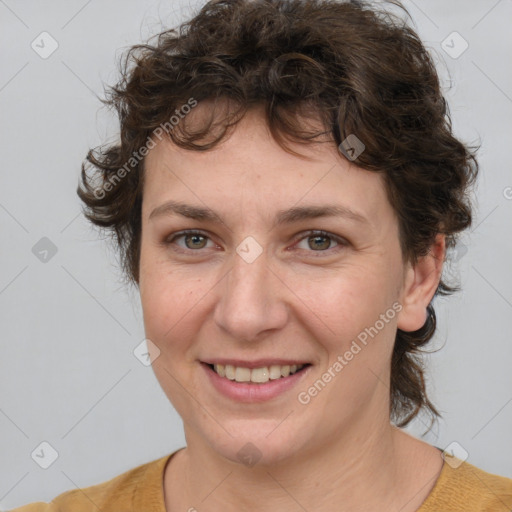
[139,107,423,465]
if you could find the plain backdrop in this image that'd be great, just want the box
[1,0,511,508]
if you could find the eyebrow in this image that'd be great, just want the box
[148,200,369,227]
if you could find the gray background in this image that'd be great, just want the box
[1,0,511,508]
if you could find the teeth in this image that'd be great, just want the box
[234,366,251,382]
[251,367,269,383]
[212,363,306,383]
[225,364,235,380]
[269,365,282,380]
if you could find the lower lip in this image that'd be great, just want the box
[201,363,311,403]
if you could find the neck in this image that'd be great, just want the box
[164,413,440,511]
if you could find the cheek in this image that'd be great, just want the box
[300,263,399,348]
[140,244,182,342]
[140,266,208,406]
[139,238,217,366]
[140,270,203,345]
[298,269,399,418]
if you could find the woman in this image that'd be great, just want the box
[13,0,512,510]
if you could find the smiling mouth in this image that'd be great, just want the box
[206,363,311,384]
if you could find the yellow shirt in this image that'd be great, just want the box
[11,448,512,511]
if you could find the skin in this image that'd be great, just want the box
[139,104,446,512]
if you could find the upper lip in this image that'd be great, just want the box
[201,359,311,369]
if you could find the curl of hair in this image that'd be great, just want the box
[78,0,478,428]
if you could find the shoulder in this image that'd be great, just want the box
[9,452,174,512]
[420,456,512,511]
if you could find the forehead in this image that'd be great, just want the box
[142,107,392,230]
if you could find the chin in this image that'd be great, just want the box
[197,418,313,468]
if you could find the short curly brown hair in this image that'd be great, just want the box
[78,0,478,428]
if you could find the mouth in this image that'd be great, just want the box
[202,362,312,384]
[201,360,312,402]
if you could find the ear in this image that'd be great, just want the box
[396,234,446,332]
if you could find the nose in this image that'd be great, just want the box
[213,247,289,343]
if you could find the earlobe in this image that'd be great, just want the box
[397,234,446,332]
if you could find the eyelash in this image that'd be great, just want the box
[163,229,348,257]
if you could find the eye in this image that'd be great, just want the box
[292,230,347,255]
[165,230,216,252]
[163,229,347,256]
